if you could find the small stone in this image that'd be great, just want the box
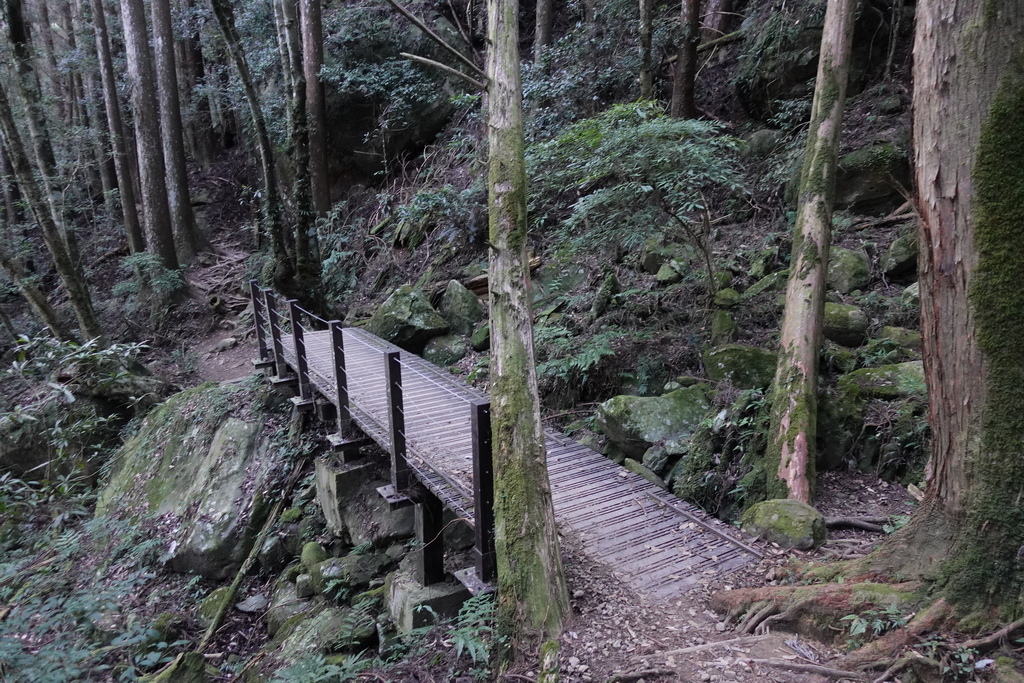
[235,594,268,613]
[700,674,712,682]
[716,622,726,631]
[569,656,581,667]
[214,337,238,352]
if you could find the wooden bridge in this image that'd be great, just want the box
[250,282,761,596]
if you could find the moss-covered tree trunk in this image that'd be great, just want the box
[534,0,553,62]
[670,0,700,119]
[872,0,1024,618]
[763,0,854,503]
[486,0,570,662]
[639,0,653,99]
[300,0,330,218]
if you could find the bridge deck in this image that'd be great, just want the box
[277,325,759,597]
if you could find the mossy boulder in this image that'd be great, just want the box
[710,310,740,345]
[594,386,712,460]
[301,542,329,571]
[96,382,282,579]
[742,269,789,299]
[882,232,918,280]
[823,303,869,347]
[713,288,741,308]
[878,326,922,350]
[838,361,926,401]
[655,262,683,284]
[827,248,871,294]
[470,322,490,351]
[623,458,666,489]
[365,284,449,352]
[438,280,484,336]
[703,344,778,389]
[835,144,911,214]
[422,334,467,366]
[741,499,826,550]
[274,603,377,664]
[267,581,315,637]
[901,281,920,307]
[744,129,783,158]
[310,552,392,596]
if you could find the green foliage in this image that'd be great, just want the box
[915,637,980,681]
[270,653,371,683]
[392,185,478,248]
[448,594,496,667]
[535,325,628,388]
[527,101,742,255]
[113,253,186,300]
[841,604,907,651]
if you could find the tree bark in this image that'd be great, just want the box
[670,0,700,118]
[92,0,146,254]
[763,0,855,503]
[639,0,653,99]
[300,0,330,217]
[898,0,1024,613]
[486,0,570,661]
[121,0,180,271]
[0,238,73,342]
[151,0,204,261]
[534,0,552,62]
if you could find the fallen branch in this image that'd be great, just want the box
[382,0,484,78]
[606,669,676,683]
[658,634,771,656]
[744,658,869,681]
[826,517,888,532]
[399,52,486,90]
[962,616,1024,650]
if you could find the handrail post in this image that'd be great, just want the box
[264,291,288,379]
[249,280,269,362]
[385,351,410,491]
[329,321,350,433]
[288,300,311,400]
[471,399,496,583]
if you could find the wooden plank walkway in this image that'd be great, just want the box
[256,288,760,599]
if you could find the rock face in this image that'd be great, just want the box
[838,361,926,400]
[828,248,871,294]
[595,386,711,460]
[438,280,484,336]
[834,144,911,214]
[422,334,467,366]
[823,303,869,347]
[365,284,449,352]
[315,460,415,546]
[702,344,778,389]
[882,232,918,280]
[741,499,826,550]
[710,310,740,345]
[96,382,283,579]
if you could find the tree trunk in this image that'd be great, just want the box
[486,0,570,662]
[701,0,735,43]
[151,0,204,261]
[894,0,1024,613]
[121,0,180,271]
[92,0,146,254]
[534,0,552,62]
[763,0,855,503]
[638,0,653,99]
[300,0,330,217]
[209,0,292,288]
[7,0,59,184]
[0,239,74,342]
[0,82,105,344]
[670,0,700,118]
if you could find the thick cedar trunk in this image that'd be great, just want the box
[0,83,105,343]
[151,0,204,262]
[670,0,700,118]
[92,0,146,253]
[638,0,653,99]
[901,0,1024,612]
[764,0,855,503]
[300,0,330,217]
[700,0,734,43]
[486,0,570,660]
[121,0,180,271]
[534,0,552,62]
[209,0,291,288]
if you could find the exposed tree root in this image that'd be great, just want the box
[831,598,953,671]
[744,658,869,681]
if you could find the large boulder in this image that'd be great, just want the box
[422,334,467,366]
[823,303,869,347]
[315,460,415,546]
[827,248,871,294]
[96,382,284,579]
[703,344,778,389]
[741,499,826,550]
[594,386,712,460]
[834,144,911,214]
[838,361,926,401]
[882,232,918,280]
[438,280,484,336]
[365,284,449,352]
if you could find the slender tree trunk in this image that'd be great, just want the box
[34,0,65,122]
[92,0,145,253]
[7,0,59,182]
[300,0,330,217]
[534,0,552,62]
[121,0,179,270]
[486,0,570,662]
[0,238,74,342]
[179,0,215,171]
[0,83,105,343]
[151,0,204,261]
[639,0,654,99]
[763,0,855,503]
[670,0,700,118]
[209,0,292,287]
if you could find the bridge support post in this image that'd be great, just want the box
[329,321,350,432]
[377,351,413,509]
[264,291,289,380]
[249,280,271,366]
[415,488,445,586]
[288,300,312,404]
[471,399,496,583]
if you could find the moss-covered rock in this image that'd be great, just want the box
[365,284,449,352]
[422,334,467,366]
[901,281,920,307]
[655,262,683,284]
[594,386,712,460]
[274,603,377,665]
[470,322,490,351]
[96,382,282,579]
[881,232,918,280]
[438,280,484,336]
[835,144,911,214]
[744,129,783,158]
[703,344,778,389]
[741,499,826,550]
[301,542,329,571]
[838,361,926,400]
[742,269,789,299]
[713,288,741,308]
[310,552,392,596]
[710,310,740,345]
[878,326,922,350]
[827,248,871,294]
[267,581,315,637]
[623,458,667,489]
[823,303,869,347]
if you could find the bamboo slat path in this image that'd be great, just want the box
[251,282,761,596]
